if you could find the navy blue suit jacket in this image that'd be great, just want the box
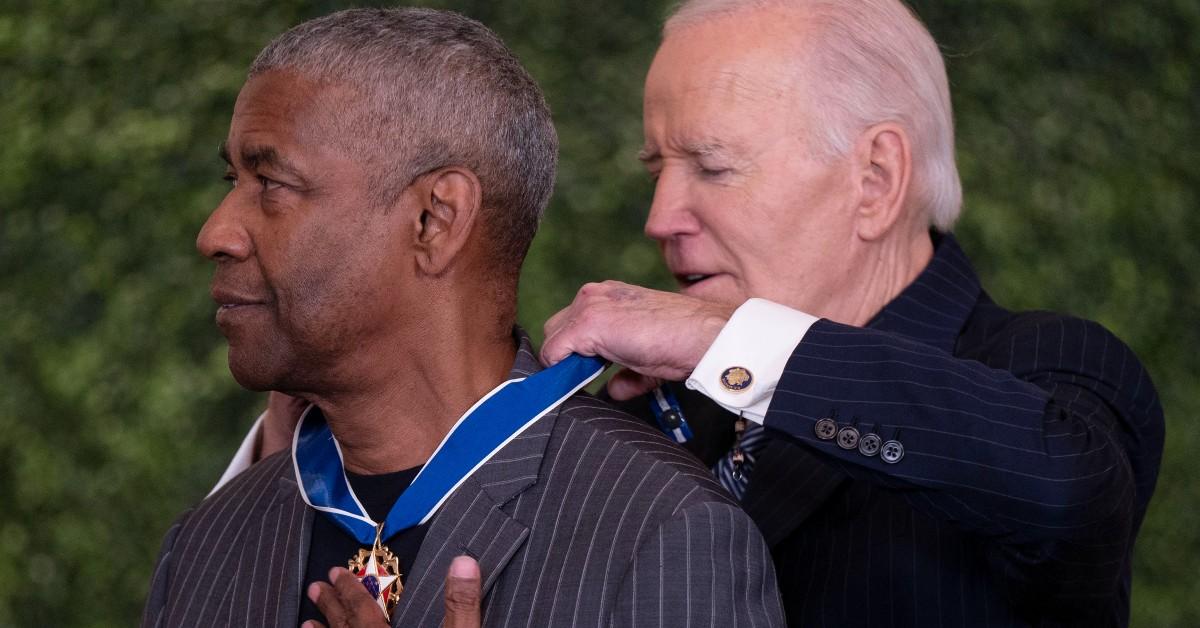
[627,235,1163,627]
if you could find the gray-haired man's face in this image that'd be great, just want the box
[198,69,421,394]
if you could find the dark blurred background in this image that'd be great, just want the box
[0,0,1195,625]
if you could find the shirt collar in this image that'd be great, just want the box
[864,233,982,353]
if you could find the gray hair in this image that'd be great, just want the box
[249,8,557,271]
[666,0,963,231]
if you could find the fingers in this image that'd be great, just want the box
[541,280,726,382]
[540,319,582,367]
[444,556,482,628]
[606,368,662,401]
[307,581,344,627]
[308,567,389,628]
[332,567,390,626]
[540,285,594,366]
[541,281,631,366]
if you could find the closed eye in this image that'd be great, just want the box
[257,175,284,191]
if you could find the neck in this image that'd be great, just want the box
[305,304,517,475]
[836,229,934,327]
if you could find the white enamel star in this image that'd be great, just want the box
[355,549,400,614]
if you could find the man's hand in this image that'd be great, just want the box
[301,556,483,628]
[304,567,389,628]
[541,281,735,400]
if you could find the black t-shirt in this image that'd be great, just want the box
[298,466,429,626]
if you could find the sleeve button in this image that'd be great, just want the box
[880,440,905,464]
[836,426,860,450]
[814,418,838,440]
[858,433,882,456]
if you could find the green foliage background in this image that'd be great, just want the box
[1,0,1195,625]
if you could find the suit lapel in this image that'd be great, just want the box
[389,475,533,626]
[389,333,553,626]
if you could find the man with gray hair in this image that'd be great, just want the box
[143,8,784,627]
[540,0,1163,626]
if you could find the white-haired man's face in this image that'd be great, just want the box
[640,11,865,316]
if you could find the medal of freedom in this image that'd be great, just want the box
[347,524,403,618]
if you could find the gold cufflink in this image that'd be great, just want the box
[720,366,753,392]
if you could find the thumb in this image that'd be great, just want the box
[606,368,662,401]
[444,556,482,628]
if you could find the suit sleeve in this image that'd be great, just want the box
[141,510,192,628]
[764,316,1164,551]
[610,501,786,627]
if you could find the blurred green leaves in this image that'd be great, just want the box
[1,0,1196,625]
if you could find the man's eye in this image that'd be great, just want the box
[223,173,238,187]
[258,175,283,191]
[698,166,730,178]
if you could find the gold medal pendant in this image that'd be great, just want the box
[347,524,403,620]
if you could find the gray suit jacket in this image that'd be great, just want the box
[143,343,784,627]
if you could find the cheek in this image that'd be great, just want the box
[699,187,781,265]
[265,228,354,327]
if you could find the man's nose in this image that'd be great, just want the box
[196,192,252,262]
[643,170,701,241]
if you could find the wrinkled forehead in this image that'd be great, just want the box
[230,70,358,148]
[643,22,813,156]
[649,8,814,95]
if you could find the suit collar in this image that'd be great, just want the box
[865,232,981,353]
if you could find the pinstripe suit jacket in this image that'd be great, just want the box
[641,235,1163,627]
[142,340,785,627]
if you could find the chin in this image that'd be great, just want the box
[225,345,287,392]
[680,276,744,307]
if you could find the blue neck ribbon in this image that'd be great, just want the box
[292,354,607,545]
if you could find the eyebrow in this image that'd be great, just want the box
[638,140,732,163]
[218,141,306,180]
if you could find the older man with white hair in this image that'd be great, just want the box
[540,0,1163,626]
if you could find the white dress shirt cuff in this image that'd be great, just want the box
[685,298,818,425]
[209,410,266,497]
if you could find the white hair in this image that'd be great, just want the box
[666,0,963,231]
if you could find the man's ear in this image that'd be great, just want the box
[852,122,912,241]
[410,167,483,276]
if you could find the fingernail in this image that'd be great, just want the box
[450,555,480,579]
[307,582,321,602]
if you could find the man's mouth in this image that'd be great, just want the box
[211,287,269,322]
